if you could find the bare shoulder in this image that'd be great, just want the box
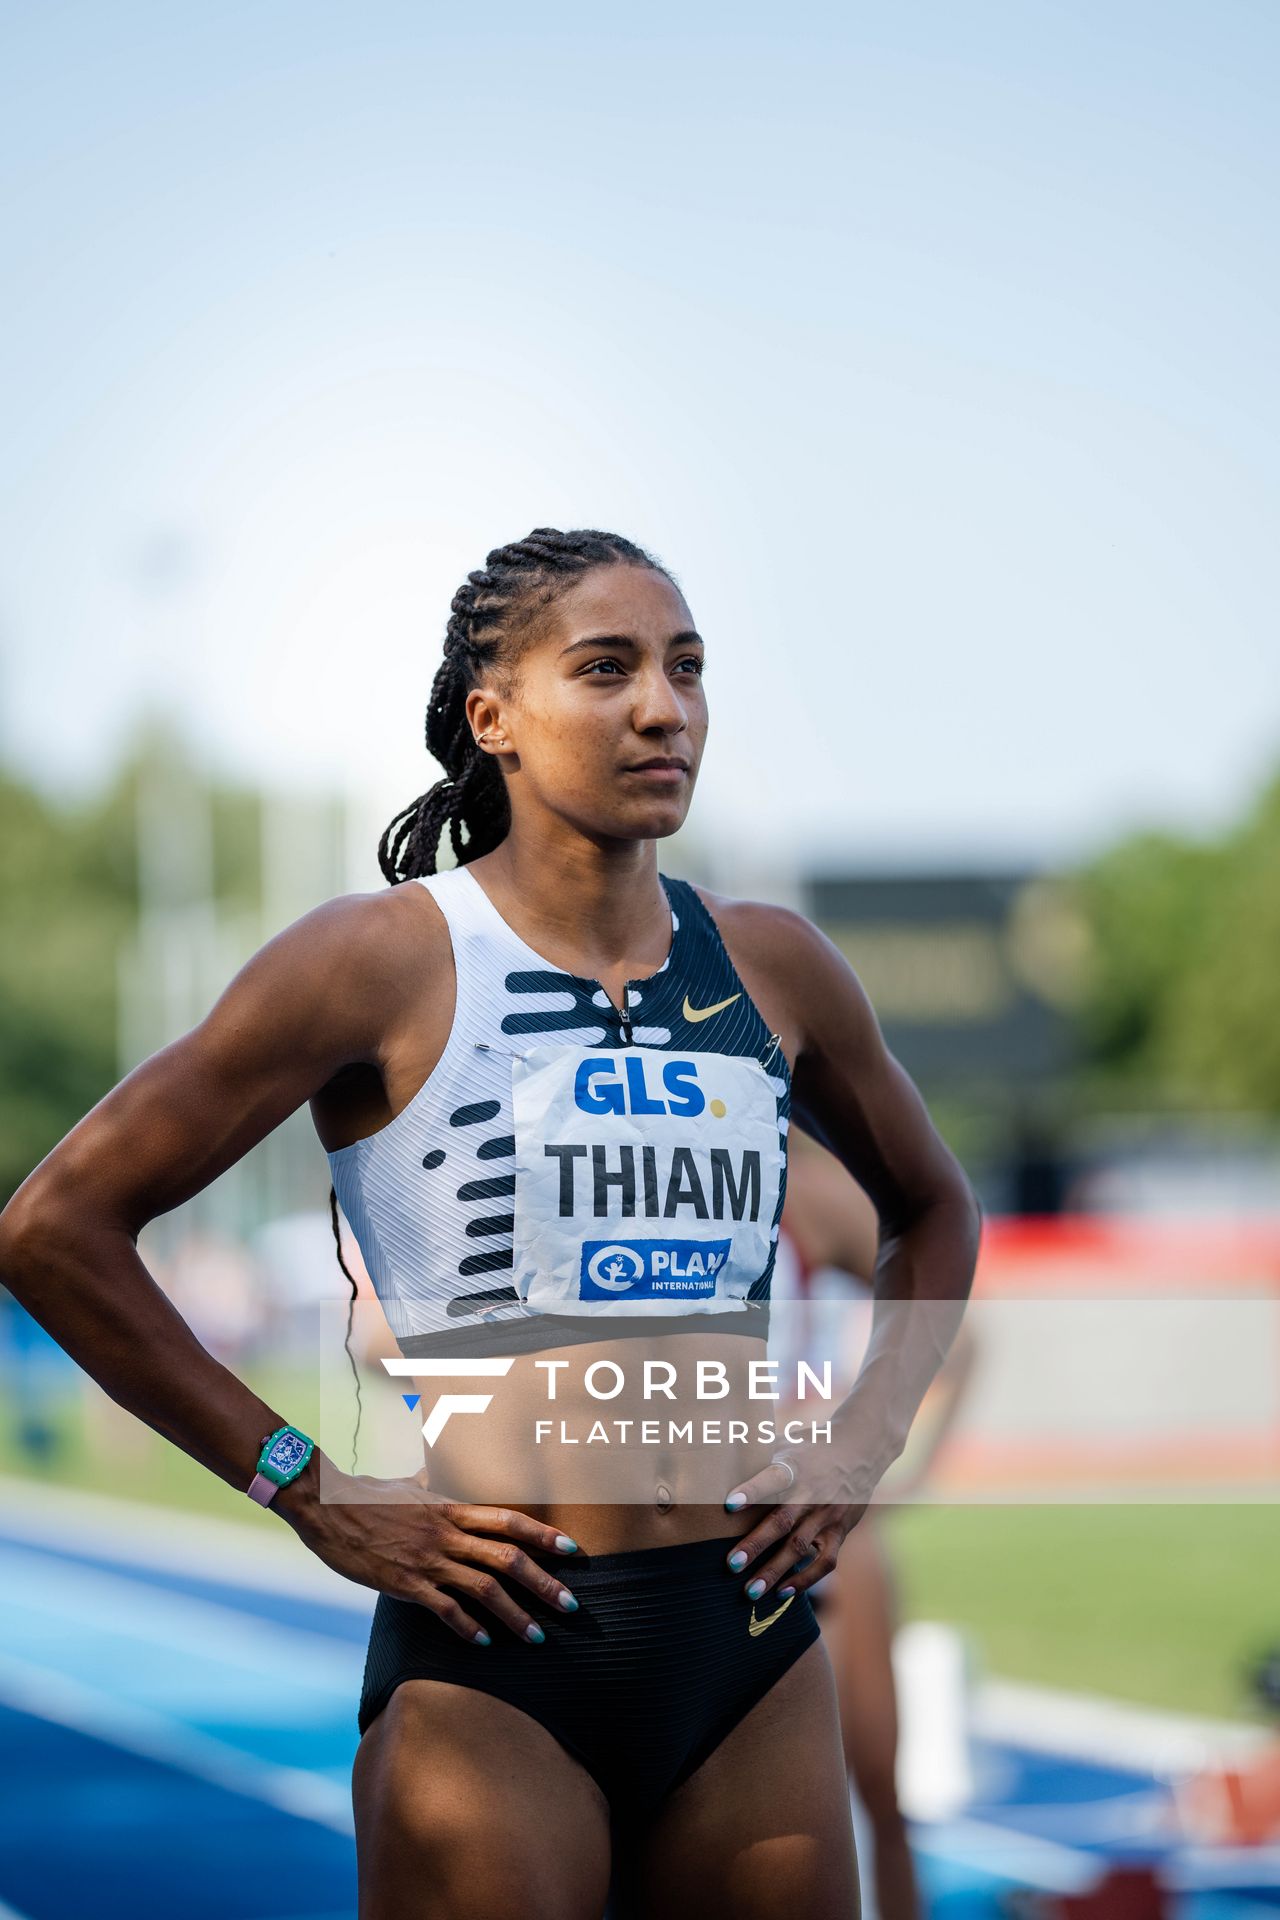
[1,880,458,1236]
[179,876,456,1089]
[262,877,451,1009]
[685,882,823,967]
[683,882,864,1064]
[690,881,973,1221]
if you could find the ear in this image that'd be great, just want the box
[464,687,511,755]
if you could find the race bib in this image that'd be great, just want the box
[510,1042,784,1316]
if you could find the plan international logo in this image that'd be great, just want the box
[580,1236,733,1300]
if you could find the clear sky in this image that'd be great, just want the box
[2,0,1276,876]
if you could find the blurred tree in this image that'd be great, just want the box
[0,726,263,1206]
[0,769,132,1202]
[1161,773,1280,1112]
[1074,767,1280,1115]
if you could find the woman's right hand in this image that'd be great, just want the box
[276,1456,582,1645]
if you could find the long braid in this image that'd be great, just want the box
[378,527,674,882]
[333,527,674,1469]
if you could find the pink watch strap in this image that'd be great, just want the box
[247,1471,278,1507]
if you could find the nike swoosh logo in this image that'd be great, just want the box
[683,991,741,1023]
[748,1593,796,1637]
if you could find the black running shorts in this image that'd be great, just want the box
[358,1532,821,1831]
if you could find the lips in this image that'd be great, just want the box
[626,759,689,773]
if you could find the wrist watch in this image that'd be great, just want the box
[248,1425,315,1508]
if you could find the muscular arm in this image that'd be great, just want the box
[0,886,435,1528]
[784,910,982,1495]
[784,1125,979,1445]
[707,894,983,1509]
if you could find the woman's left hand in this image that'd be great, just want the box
[721,1453,869,1600]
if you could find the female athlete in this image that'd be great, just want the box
[0,527,982,1919]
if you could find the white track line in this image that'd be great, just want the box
[0,1473,374,1611]
[909,1814,1094,1891]
[1,1540,364,1682]
[1167,1846,1280,1890]
[0,1651,354,1835]
[972,1674,1274,1772]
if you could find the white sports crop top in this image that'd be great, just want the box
[327,864,791,1357]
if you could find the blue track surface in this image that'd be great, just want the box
[0,1523,367,1920]
[1,1514,1276,1919]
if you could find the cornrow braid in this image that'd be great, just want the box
[334,527,674,1469]
[377,527,675,884]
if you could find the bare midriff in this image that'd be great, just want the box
[408,1326,778,1554]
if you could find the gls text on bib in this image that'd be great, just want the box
[510,1042,783,1316]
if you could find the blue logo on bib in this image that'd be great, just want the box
[574,1055,705,1118]
[580,1237,733,1300]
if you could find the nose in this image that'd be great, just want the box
[631,662,690,737]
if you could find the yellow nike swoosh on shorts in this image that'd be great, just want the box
[682,991,741,1023]
[747,1593,796,1637]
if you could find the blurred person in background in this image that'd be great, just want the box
[775,1128,979,1920]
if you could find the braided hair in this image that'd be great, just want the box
[332,527,676,1469]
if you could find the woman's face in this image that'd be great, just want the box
[470,562,708,844]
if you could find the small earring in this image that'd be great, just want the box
[479,731,507,747]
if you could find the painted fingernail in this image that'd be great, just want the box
[778,1586,796,1598]
[558,1591,579,1611]
[727,1548,749,1571]
[724,1492,746,1512]
[474,1629,491,1645]
[525,1623,546,1644]
[746,1578,767,1599]
[555,1535,579,1552]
